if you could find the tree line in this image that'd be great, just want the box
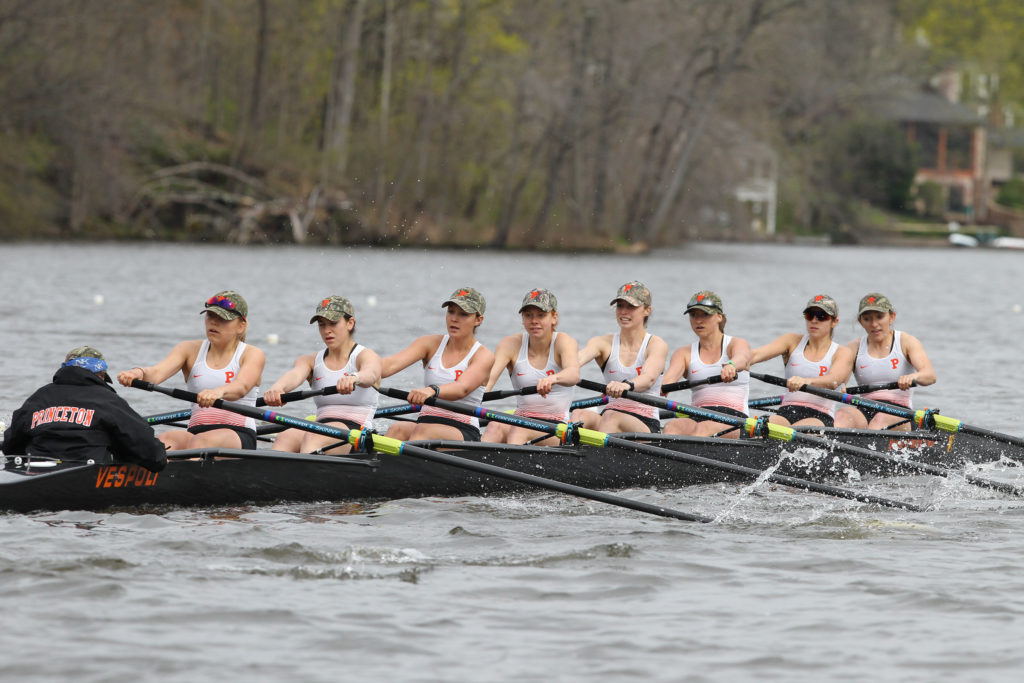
[0,0,1009,247]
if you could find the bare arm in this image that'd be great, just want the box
[262,354,316,406]
[381,335,440,378]
[722,336,752,382]
[750,333,800,366]
[577,334,612,368]
[537,333,580,397]
[484,335,520,391]
[662,346,690,387]
[900,333,936,389]
[117,340,201,387]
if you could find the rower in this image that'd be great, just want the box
[262,296,381,454]
[837,293,937,430]
[3,346,166,471]
[482,289,580,446]
[381,287,494,442]
[571,281,668,434]
[117,290,265,450]
[662,290,752,438]
[750,294,856,428]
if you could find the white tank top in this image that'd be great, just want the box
[602,332,662,419]
[186,340,259,430]
[419,335,485,427]
[780,335,838,417]
[312,345,379,428]
[687,334,749,413]
[853,330,915,407]
[511,332,574,421]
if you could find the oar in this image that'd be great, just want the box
[255,386,338,407]
[752,370,1024,449]
[145,409,193,425]
[129,380,712,523]
[378,387,920,510]
[661,376,722,394]
[587,378,1024,498]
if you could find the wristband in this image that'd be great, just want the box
[624,379,635,391]
[429,384,441,397]
[724,360,735,367]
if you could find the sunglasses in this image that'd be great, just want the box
[803,310,832,322]
[206,295,244,319]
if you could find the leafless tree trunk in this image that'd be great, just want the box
[321,0,367,186]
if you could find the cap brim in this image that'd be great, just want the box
[686,305,721,314]
[202,307,242,320]
[858,306,890,314]
[804,306,836,316]
[610,297,645,306]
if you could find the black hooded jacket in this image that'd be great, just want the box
[2,366,167,472]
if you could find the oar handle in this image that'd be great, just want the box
[751,373,913,394]
[661,375,723,394]
[482,386,539,402]
[255,386,338,407]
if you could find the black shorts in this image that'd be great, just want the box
[319,417,364,432]
[856,401,909,423]
[688,405,748,423]
[601,408,662,434]
[188,424,258,449]
[417,415,481,442]
[775,405,834,428]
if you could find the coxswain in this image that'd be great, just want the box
[482,288,580,446]
[662,290,752,438]
[262,296,381,454]
[570,281,668,434]
[381,287,494,442]
[749,294,855,428]
[3,346,167,471]
[117,290,265,450]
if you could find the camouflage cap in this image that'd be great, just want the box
[309,295,354,324]
[519,288,558,313]
[202,290,248,320]
[685,290,724,314]
[63,346,111,382]
[65,346,105,362]
[858,293,894,316]
[609,281,652,307]
[803,294,838,318]
[442,287,486,315]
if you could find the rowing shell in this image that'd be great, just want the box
[2,423,1019,513]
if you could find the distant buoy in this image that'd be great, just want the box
[266,333,280,345]
[366,295,378,307]
[1013,304,1022,314]
[93,294,104,305]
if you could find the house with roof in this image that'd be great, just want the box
[880,90,987,221]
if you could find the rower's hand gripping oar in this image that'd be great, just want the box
[591,378,1024,498]
[660,375,723,395]
[380,386,921,511]
[255,386,339,407]
[130,380,711,523]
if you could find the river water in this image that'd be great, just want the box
[1,241,1023,681]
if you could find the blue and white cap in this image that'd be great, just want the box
[63,346,112,382]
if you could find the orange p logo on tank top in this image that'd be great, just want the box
[225,371,235,383]
[454,370,463,381]
[819,366,827,376]
[891,359,899,370]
